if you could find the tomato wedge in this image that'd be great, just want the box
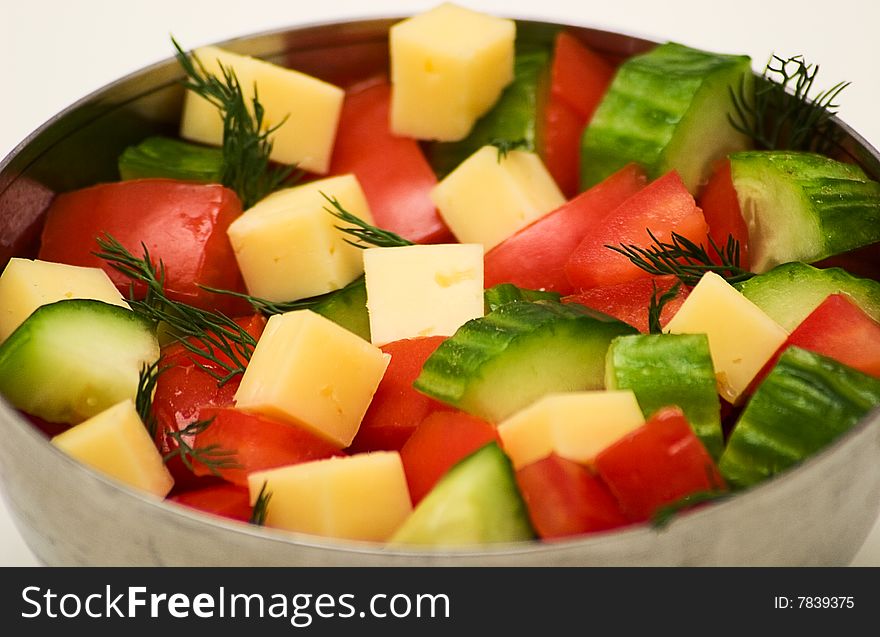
[516,454,629,539]
[594,406,725,521]
[169,483,253,523]
[484,163,647,294]
[698,158,750,270]
[549,31,616,121]
[349,336,451,453]
[565,170,709,290]
[563,274,689,333]
[192,407,344,486]
[38,178,247,314]
[542,95,587,198]
[399,410,499,505]
[329,78,453,244]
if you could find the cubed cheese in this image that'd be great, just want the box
[227,174,372,302]
[664,271,789,403]
[0,258,130,343]
[179,45,344,173]
[363,244,484,346]
[430,146,565,251]
[497,390,645,469]
[390,3,515,140]
[51,400,174,497]
[248,452,412,541]
[234,310,390,447]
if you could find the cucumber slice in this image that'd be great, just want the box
[606,333,723,459]
[736,261,880,331]
[581,42,751,193]
[389,442,535,546]
[118,136,224,183]
[730,151,880,273]
[718,346,880,488]
[0,299,159,425]
[483,283,561,313]
[428,47,550,179]
[312,276,370,341]
[414,299,636,422]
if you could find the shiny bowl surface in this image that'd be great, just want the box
[1,17,879,566]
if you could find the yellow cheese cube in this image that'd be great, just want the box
[179,45,344,173]
[430,146,565,251]
[0,258,129,343]
[234,310,390,447]
[390,3,515,140]
[363,244,484,346]
[227,174,372,302]
[664,271,789,403]
[51,400,173,497]
[497,391,645,469]
[248,452,412,542]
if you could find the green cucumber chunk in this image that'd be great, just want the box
[0,299,159,425]
[414,299,637,423]
[389,442,535,546]
[606,333,723,459]
[581,42,751,193]
[428,47,550,179]
[736,261,880,331]
[483,283,561,313]
[718,346,880,488]
[312,276,370,341]
[118,136,224,183]
[730,151,880,273]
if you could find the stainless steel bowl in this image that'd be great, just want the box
[2,17,879,566]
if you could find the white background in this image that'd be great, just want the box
[1,0,878,566]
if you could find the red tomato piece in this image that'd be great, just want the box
[749,294,880,394]
[161,313,267,372]
[484,163,647,294]
[594,406,726,522]
[515,454,629,539]
[698,158,750,270]
[329,79,453,244]
[550,31,616,121]
[169,483,253,523]
[542,95,586,198]
[349,336,451,453]
[38,178,248,314]
[565,170,709,290]
[399,410,499,505]
[562,274,689,333]
[192,407,344,486]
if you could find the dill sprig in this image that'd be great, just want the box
[201,274,365,317]
[607,231,753,287]
[94,234,257,385]
[172,37,299,208]
[647,280,682,334]
[249,481,272,526]
[323,193,414,249]
[489,137,529,161]
[163,417,241,477]
[135,359,168,439]
[650,490,730,529]
[729,54,849,153]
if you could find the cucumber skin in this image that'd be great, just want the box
[730,151,880,272]
[736,261,880,331]
[312,276,370,341]
[0,299,159,424]
[719,346,880,488]
[483,283,561,314]
[413,300,637,423]
[581,42,751,192]
[428,47,550,179]
[118,136,224,183]
[389,442,535,546]
[606,333,723,459]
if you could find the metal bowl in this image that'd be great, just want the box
[1,17,879,566]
